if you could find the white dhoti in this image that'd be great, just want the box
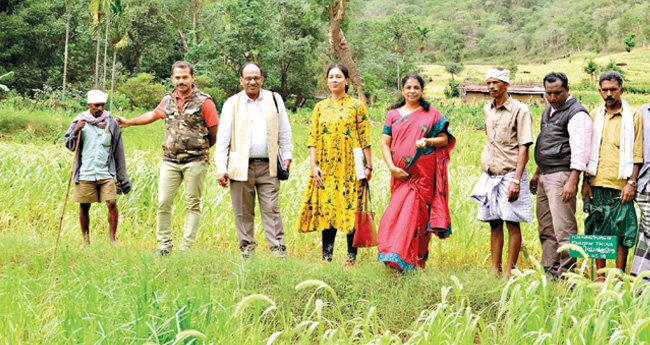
[470,170,533,223]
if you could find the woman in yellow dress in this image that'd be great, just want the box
[295,63,373,267]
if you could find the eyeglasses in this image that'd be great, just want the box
[243,76,262,82]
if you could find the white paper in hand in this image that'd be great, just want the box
[353,147,366,180]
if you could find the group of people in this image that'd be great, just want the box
[63,60,650,281]
[471,68,650,281]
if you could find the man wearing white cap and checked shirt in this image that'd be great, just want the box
[64,89,132,248]
[470,68,534,279]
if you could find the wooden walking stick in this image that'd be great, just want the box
[53,132,81,260]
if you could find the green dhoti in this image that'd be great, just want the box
[585,187,638,248]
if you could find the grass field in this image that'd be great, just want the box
[1,49,650,344]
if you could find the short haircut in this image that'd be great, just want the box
[543,72,569,89]
[599,70,623,87]
[171,61,194,75]
[326,63,350,93]
[240,62,263,77]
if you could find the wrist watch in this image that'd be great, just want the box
[512,179,521,185]
[628,180,637,187]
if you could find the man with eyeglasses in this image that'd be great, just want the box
[214,62,294,258]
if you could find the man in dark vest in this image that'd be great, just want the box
[117,61,219,254]
[530,72,592,279]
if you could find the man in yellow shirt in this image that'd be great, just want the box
[583,70,643,274]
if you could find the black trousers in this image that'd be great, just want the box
[322,228,357,262]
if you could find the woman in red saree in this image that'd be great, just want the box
[377,74,455,270]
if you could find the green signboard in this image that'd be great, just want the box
[569,235,617,259]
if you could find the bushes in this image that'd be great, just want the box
[0,72,14,99]
[192,75,227,110]
[443,79,460,99]
[0,105,68,143]
[118,73,166,110]
[107,90,132,112]
[626,84,650,95]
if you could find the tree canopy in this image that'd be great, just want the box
[1,0,648,107]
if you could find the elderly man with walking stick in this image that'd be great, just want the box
[63,89,132,248]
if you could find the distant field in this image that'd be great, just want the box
[421,47,650,104]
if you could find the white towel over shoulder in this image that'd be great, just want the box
[586,99,635,179]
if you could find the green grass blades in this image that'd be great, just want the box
[2,54,650,343]
[2,240,650,344]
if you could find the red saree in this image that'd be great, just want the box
[377,107,455,270]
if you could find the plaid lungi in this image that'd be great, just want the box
[631,232,650,286]
[470,169,533,223]
[637,193,650,238]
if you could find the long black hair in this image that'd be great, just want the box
[326,63,350,93]
[391,74,430,111]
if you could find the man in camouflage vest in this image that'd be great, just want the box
[117,61,219,254]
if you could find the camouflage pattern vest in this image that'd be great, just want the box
[161,87,211,164]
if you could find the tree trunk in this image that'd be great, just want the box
[192,9,198,46]
[62,0,71,97]
[164,3,189,52]
[191,0,204,45]
[128,31,142,73]
[177,28,189,52]
[95,13,102,87]
[110,47,117,111]
[279,62,290,100]
[103,8,110,88]
[135,45,141,73]
[328,1,368,104]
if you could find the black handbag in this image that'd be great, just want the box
[277,151,289,181]
[271,92,290,181]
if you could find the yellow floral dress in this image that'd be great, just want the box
[295,95,371,234]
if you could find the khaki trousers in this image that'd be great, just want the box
[157,160,208,251]
[536,170,578,275]
[230,161,285,249]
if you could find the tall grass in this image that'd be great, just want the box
[2,61,650,343]
[1,105,548,267]
[1,239,650,344]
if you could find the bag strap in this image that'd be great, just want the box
[271,91,279,113]
[362,180,373,212]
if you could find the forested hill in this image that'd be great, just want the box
[1,0,648,107]
[348,0,649,61]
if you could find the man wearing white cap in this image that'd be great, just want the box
[64,89,132,248]
[470,68,534,279]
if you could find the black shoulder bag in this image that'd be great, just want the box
[271,92,290,181]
